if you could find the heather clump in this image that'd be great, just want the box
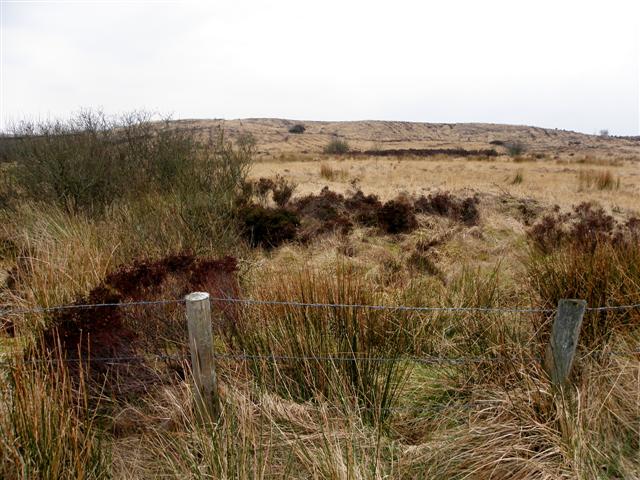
[414,192,480,225]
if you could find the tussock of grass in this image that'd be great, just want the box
[231,266,410,424]
[578,169,620,191]
[319,162,349,182]
[0,356,109,479]
[511,169,524,184]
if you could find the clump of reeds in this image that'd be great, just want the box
[230,265,410,424]
[511,169,524,184]
[319,162,349,181]
[0,353,109,479]
[578,169,620,190]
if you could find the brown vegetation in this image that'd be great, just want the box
[357,147,498,157]
[1,114,639,479]
[38,254,238,393]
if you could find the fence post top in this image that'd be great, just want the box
[186,292,210,302]
[559,299,587,307]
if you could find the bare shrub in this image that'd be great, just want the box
[323,138,350,155]
[253,177,275,204]
[249,175,296,207]
[7,110,194,214]
[504,140,526,157]
[175,129,253,251]
[238,204,300,248]
[236,131,256,149]
[377,199,418,234]
[414,192,480,225]
[288,123,306,134]
[5,112,253,252]
[271,175,297,207]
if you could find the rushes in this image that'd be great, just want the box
[231,266,410,425]
[578,169,620,190]
[0,355,109,480]
[319,162,349,182]
[511,169,524,184]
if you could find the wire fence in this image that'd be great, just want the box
[1,296,638,369]
[2,295,640,317]
[2,349,637,369]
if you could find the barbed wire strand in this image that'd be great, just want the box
[208,296,556,313]
[0,298,185,316]
[1,297,555,317]
[3,294,639,318]
[585,303,640,311]
[2,350,637,368]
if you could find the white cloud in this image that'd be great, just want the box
[2,0,639,134]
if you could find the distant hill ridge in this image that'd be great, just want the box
[169,118,639,157]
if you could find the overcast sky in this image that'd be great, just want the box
[1,0,639,135]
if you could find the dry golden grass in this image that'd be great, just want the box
[1,119,639,479]
[250,155,640,214]
[319,162,349,182]
[175,118,640,159]
[577,169,620,191]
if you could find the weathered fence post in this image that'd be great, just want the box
[545,298,587,386]
[185,291,220,420]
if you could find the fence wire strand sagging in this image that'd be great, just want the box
[0,298,186,317]
[1,295,638,369]
[3,294,640,318]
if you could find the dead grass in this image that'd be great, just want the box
[319,162,349,182]
[577,169,620,191]
[1,125,639,478]
[250,156,639,214]
[511,169,524,184]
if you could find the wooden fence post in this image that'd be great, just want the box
[545,298,587,386]
[185,291,220,420]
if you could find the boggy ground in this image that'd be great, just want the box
[251,154,640,213]
[0,119,639,479]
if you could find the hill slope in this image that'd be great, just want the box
[171,118,639,157]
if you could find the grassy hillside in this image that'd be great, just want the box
[169,118,640,157]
